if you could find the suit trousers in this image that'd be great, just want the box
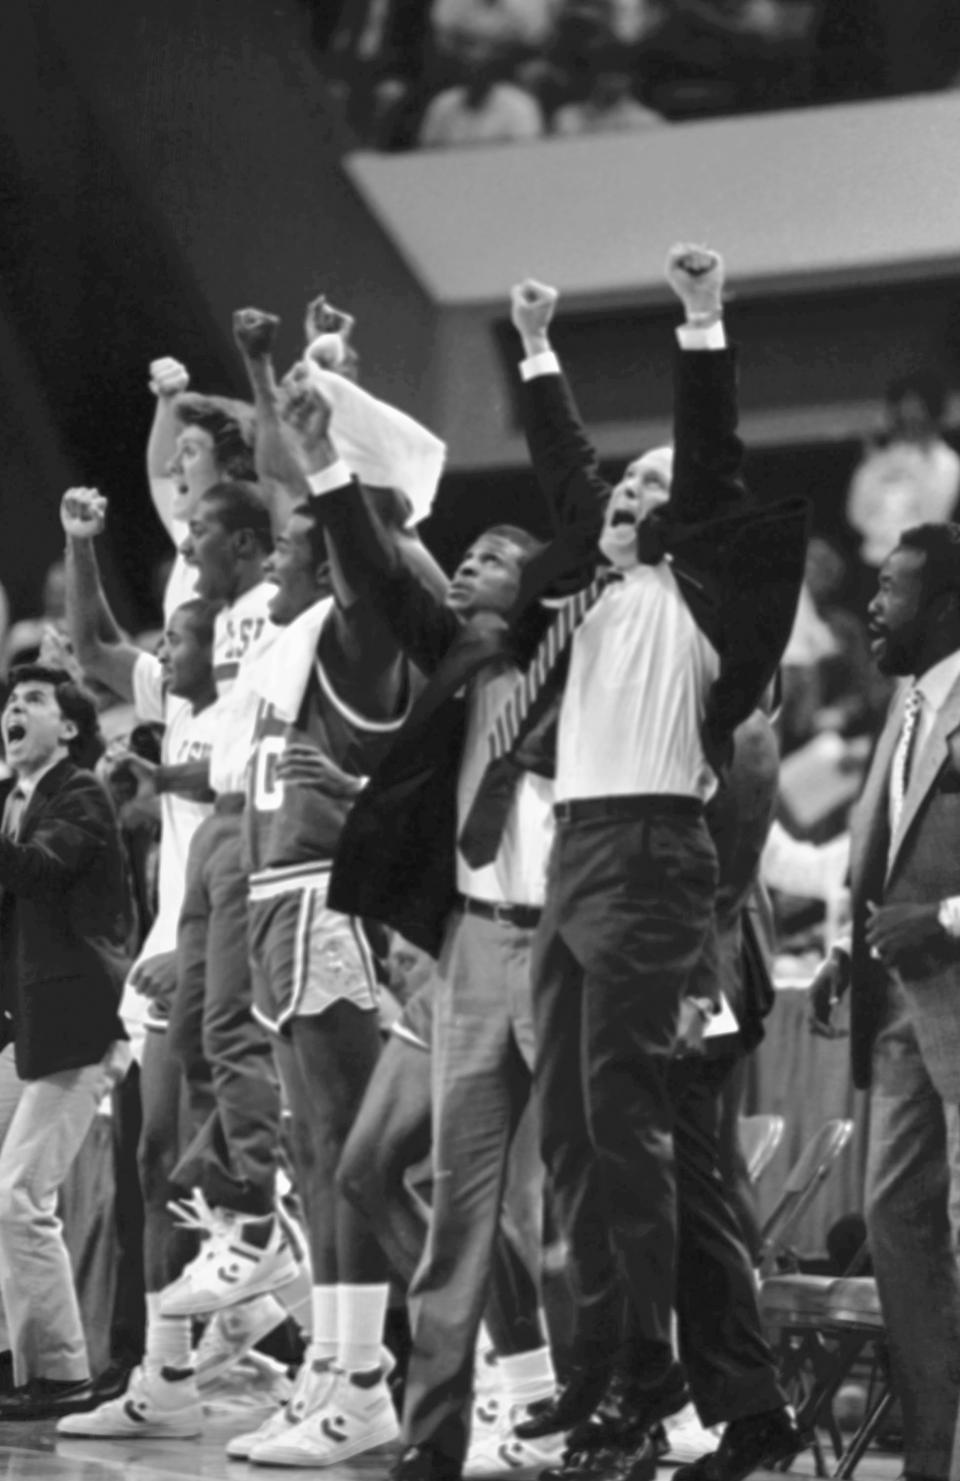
[168,811,280,1215]
[865,975,960,1480]
[532,810,783,1423]
[0,1043,112,1385]
[402,908,544,1465]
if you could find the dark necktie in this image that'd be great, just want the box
[458,571,620,870]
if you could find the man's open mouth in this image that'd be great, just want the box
[610,510,637,528]
[5,723,25,743]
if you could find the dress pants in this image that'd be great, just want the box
[533,810,783,1424]
[866,976,960,1480]
[168,810,280,1215]
[402,908,544,1466]
[0,1043,112,1385]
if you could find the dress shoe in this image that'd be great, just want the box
[391,1443,463,1481]
[91,1356,139,1403]
[0,1376,96,1420]
[588,1366,690,1444]
[539,1427,659,1481]
[515,1362,612,1440]
[673,1405,801,1481]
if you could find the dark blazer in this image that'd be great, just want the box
[520,348,810,766]
[0,758,130,1080]
[847,672,960,1096]
[325,480,580,955]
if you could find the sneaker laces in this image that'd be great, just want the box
[166,1187,232,1239]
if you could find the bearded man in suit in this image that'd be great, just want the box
[812,522,960,1481]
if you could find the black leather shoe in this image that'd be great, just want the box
[516,1362,613,1440]
[673,1406,801,1481]
[0,1376,95,1420]
[391,1444,463,1481]
[588,1367,690,1444]
[540,1428,659,1481]
[91,1356,139,1403]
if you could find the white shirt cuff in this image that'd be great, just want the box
[676,322,727,351]
[940,897,960,937]
[306,460,351,495]
[520,350,561,381]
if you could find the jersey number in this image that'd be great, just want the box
[252,737,286,812]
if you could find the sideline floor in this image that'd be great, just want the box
[0,1419,903,1481]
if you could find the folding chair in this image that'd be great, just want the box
[757,1121,893,1477]
[739,1113,785,1185]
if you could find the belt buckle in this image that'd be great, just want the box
[491,902,512,927]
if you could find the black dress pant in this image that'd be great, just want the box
[531,809,783,1426]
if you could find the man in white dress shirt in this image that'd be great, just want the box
[508,247,804,1481]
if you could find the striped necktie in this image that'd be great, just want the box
[458,571,619,870]
[889,685,922,834]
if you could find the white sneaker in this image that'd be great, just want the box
[225,1355,338,1460]
[665,1403,723,1463]
[161,1213,300,1318]
[57,1365,203,1439]
[248,1366,399,1466]
[193,1294,287,1389]
[464,1395,566,1476]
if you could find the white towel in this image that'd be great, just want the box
[250,597,334,722]
[303,354,445,526]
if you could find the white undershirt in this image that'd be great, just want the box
[456,665,555,906]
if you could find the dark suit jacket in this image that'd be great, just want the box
[0,759,130,1080]
[520,348,810,766]
[848,673,960,1096]
[325,475,585,955]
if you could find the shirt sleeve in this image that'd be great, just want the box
[676,322,727,351]
[520,350,561,381]
[131,652,166,725]
[306,460,352,495]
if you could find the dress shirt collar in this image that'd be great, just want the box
[11,750,67,804]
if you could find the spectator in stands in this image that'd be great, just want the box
[847,371,960,571]
[0,667,130,1421]
[2,560,68,676]
[552,48,661,133]
[418,25,544,146]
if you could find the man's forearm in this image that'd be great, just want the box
[146,397,181,539]
[155,761,214,800]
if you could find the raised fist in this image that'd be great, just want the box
[665,244,725,318]
[280,363,333,450]
[233,307,280,361]
[61,487,107,540]
[304,295,356,347]
[510,279,559,341]
[149,357,190,400]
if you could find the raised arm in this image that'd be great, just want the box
[233,308,311,536]
[61,489,142,703]
[512,279,611,533]
[282,368,457,676]
[146,356,190,540]
[664,243,748,524]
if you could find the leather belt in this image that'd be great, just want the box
[456,894,542,930]
[554,794,704,825]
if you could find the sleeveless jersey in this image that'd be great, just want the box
[245,650,410,888]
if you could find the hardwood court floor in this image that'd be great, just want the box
[0,1416,904,1481]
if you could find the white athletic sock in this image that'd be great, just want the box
[145,1291,193,1374]
[499,1346,556,1407]
[337,1282,390,1374]
[307,1284,339,1364]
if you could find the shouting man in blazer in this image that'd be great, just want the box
[0,665,130,1420]
[505,246,807,1481]
[812,522,960,1481]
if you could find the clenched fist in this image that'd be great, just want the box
[149,357,190,399]
[510,279,559,347]
[665,243,724,319]
[61,487,107,540]
[233,307,280,361]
